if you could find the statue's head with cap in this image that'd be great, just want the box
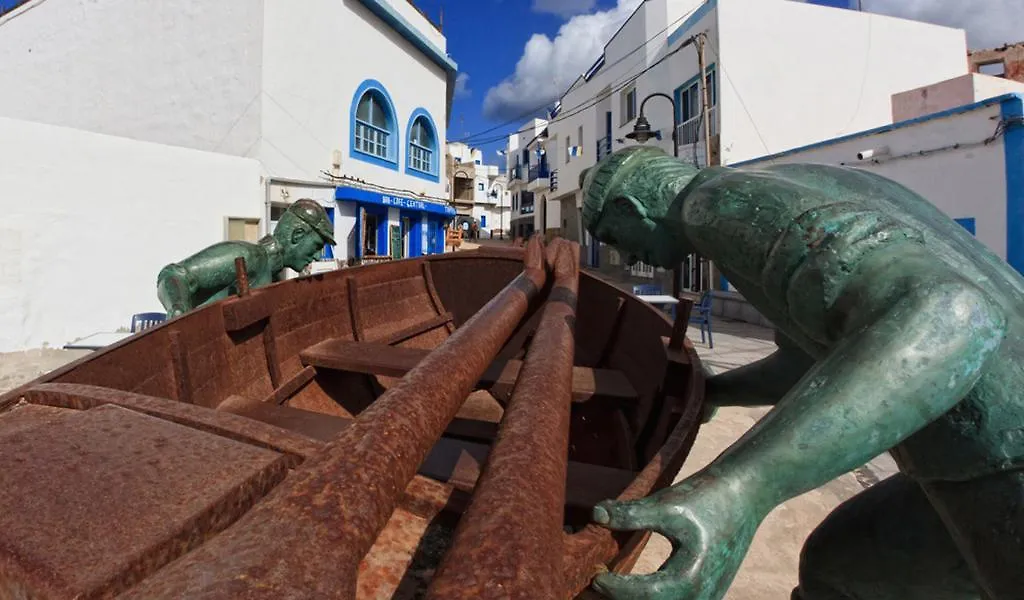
[272,199,337,272]
[580,145,699,269]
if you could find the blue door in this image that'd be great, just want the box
[426,218,440,254]
[403,211,423,256]
[480,215,487,228]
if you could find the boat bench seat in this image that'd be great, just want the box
[225,397,633,509]
[299,338,639,404]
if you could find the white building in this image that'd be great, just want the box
[0,0,457,350]
[0,0,457,263]
[505,118,555,239]
[536,0,969,285]
[740,89,1024,276]
[446,143,511,236]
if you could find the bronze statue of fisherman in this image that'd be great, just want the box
[157,199,335,318]
[581,145,1022,600]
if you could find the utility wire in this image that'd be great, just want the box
[703,42,771,155]
[458,36,699,148]
[454,1,707,144]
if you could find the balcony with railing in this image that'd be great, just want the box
[528,164,550,182]
[526,164,550,192]
[676,105,718,146]
[676,105,718,168]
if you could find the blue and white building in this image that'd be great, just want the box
[0,0,457,263]
[541,0,971,291]
[739,90,1024,276]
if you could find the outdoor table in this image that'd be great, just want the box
[63,331,132,351]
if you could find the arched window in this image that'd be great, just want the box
[408,117,434,173]
[350,80,398,170]
[405,108,440,182]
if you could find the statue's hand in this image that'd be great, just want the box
[591,472,761,600]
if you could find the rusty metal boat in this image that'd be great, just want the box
[0,237,705,599]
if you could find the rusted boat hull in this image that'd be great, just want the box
[0,242,705,599]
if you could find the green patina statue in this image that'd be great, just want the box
[581,145,1022,600]
[157,199,335,318]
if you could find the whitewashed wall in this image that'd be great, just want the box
[260,0,449,199]
[717,0,968,164]
[0,118,264,352]
[0,0,450,203]
[0,0,264,157]
[737,102,1009,264]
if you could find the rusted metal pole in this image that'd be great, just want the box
[234,257,251,297]
[427,239,580,600]
[119,238,549,600]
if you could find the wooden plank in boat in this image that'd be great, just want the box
[229,403,633,509]
[300,339,638,403]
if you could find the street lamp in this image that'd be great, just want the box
[625,93,679,158]
[626,92,683,297]
[489,184,505,240]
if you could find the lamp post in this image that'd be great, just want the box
[490,184,505,240]
[626,93,683,298]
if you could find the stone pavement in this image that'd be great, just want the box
[631,318,899,598]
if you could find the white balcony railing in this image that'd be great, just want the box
[676,105,718,146]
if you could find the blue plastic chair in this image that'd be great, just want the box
[631,284,662,296]
[130,312,167,333]
[689,291,714,348]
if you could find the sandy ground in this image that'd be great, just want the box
[0,305,898,599]
[0,348,90,395]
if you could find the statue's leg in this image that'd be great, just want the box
[793,474,981,600]
[921,469,1024,600]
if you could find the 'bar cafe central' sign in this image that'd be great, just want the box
[335,186,456,217]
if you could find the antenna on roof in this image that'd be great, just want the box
[439,5,444,32]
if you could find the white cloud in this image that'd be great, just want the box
[454,73,472,99]
[795,0,1022,49]
[483,0,643,121]
[532,0,597,19]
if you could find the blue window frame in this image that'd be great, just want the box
[350,79,399,170]
[405,108,440,182]
[674,64,717,123]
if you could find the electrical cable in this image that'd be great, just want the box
[456,37,698,149]
[703,41,771,156]
[454,1,707,144]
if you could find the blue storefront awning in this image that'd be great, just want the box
[336,186,456,217]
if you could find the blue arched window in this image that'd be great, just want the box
[350,79,398,170]
[405,108,439,182]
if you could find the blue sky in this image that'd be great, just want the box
[413,0,634,164]
[413,0,1018,166]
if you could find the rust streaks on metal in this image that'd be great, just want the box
[234,257,251,297]
[118,236,550,599]
[427,239,581,600]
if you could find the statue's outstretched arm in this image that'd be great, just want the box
[591,281,1006,600]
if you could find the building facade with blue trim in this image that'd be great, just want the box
[732,93,1024,288]
[0,0,458,263]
